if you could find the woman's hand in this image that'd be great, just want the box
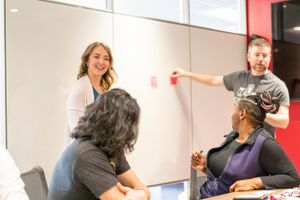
[191,150,206,174]
[229,178,263,192]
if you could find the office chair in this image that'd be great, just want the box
[21,166,48,200]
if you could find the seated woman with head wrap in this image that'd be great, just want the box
[191,91,300,199]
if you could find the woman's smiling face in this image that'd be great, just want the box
[87,45,110,78]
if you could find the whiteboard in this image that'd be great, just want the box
[113,15,192,185]
[6,0,113,182]
[6,0,246,186]
[190,28,247,153]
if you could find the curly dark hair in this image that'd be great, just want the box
[71,88,140,158]
[238,91,280,128]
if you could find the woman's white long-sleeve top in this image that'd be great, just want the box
[66,75,94,134]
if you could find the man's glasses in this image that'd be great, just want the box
[280,188,300,198]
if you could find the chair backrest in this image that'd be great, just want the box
[21,166,48,200]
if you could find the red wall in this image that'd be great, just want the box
[246,0,300,172]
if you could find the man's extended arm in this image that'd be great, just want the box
[171,68,224,86]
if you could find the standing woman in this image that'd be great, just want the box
[67,42,117,135]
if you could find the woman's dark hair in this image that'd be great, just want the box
[238,91,280,127]
[72,88,140,158]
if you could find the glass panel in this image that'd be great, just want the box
[114,0,181,23]
[190,0,246,34]
[149,181,188,200]
[46,0,106,10]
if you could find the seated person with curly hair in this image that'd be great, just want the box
[191,91,300,199]
[48,88,150,200]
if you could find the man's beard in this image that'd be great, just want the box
[253,64,267,72]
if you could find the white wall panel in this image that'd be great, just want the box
[190,28,247,154]
[113,15,192,185]
[6,0,113,181]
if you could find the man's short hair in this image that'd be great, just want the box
[248,38,271,53]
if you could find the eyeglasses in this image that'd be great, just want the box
[280,188,300,198]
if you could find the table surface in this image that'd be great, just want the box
[204,189,285,200]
